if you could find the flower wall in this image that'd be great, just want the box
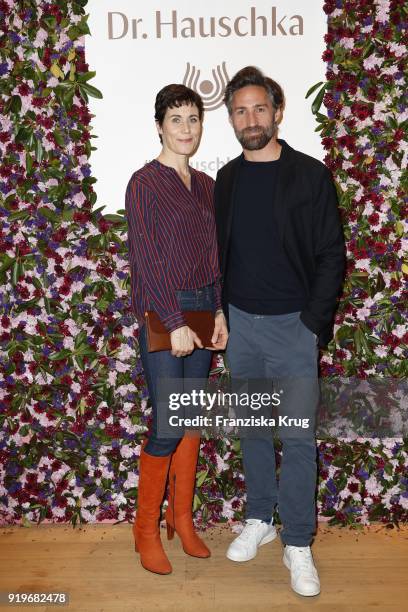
[0,0,406,528]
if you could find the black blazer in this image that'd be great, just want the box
[214,139,345,348]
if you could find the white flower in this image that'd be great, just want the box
[374,346,388,358]
[388,42,406,57]
[52,507,66,518]
[47,76,59,88]
[72,191,86,206]
[124,472,139,489]
[339,37,354,49]
[116,361,131,373]
[365,475,382,496]
[221,499,236,519]
[355,258,371,272]
[33,27,48,48]
[356,307,371,321]
[120,444,136,459]
[392,325,406,339]
[63,336,75,350]
[400,497,408,510]
[80,509,96,522]
[363,55,384,70]
[381,65,398,76]
[81,494,100,508]
[108,370,117,385]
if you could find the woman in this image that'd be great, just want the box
[125,84,228,575]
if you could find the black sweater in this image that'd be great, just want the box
[214,140,345,348]
[226,155,307,314]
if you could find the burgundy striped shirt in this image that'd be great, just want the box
[125,159,222,332]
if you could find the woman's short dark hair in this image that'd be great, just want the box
[223,66,285,115]
[154,84,204,142]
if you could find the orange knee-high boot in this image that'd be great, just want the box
[133,441,172,574]
[165,435,211,558]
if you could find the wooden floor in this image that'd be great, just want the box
[0,523,407,612]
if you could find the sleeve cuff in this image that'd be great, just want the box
[214,281,223,311]
[161,310,187,333]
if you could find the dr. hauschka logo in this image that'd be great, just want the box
[183,62,229,111]
[108,8,304,40]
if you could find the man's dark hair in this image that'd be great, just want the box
[223,66,285,115]
[154,84,204,143]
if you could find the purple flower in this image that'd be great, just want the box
[0,62,9,76]
[6,462,20,476]
[326,479,337,495]
[357,469,369,480]
[9,32,21,44]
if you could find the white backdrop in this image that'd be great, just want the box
[86,1,327,213]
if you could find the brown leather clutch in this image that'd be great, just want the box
[144,310,215,352]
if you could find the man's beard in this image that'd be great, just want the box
[235,120,277,151]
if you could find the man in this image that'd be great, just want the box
[214,66,345,597]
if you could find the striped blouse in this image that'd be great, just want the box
[125,159,222,332]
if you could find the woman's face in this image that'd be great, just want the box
[157,103,202,157]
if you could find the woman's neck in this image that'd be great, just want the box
[156,151,190,177]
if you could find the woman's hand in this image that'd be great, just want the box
[208,310,229,351]
[170,325,203,357]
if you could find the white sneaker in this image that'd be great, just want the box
[283,545,320,596]
[226,519,277,562]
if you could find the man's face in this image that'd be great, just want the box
[229,85,281,150]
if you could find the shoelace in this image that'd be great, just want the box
[238,521,263,541]
[289,548,316,575]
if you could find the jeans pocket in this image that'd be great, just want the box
[298,315,318,345]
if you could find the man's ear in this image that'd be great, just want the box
[275,107,283,125]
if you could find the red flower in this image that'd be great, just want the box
[73,211,91,223]
[85,394,97,407]
[18,83,30,96]
[373,242,387,255]
[108,337,121,351]
[350,102,372,120]
[323,0,336,15]
[394,128,404,141]
[1,315,10,328]
[368,212,380,226]
[60,375,73,386]
[59,284,71,296]
[322,49,334,62]
[16,285,30,299]
[71,420,86,435]
[32,97,48,108]
[52,228,67,242]
[98,218,112,234]
[96,261,113,278]
[99,407,112,419]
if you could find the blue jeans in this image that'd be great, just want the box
[139,285,215,456]
[226,304,319,547]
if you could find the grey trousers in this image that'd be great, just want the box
[226,304,319,547]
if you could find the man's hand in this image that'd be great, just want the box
[208,310,229,351]
[170,325,203,357]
